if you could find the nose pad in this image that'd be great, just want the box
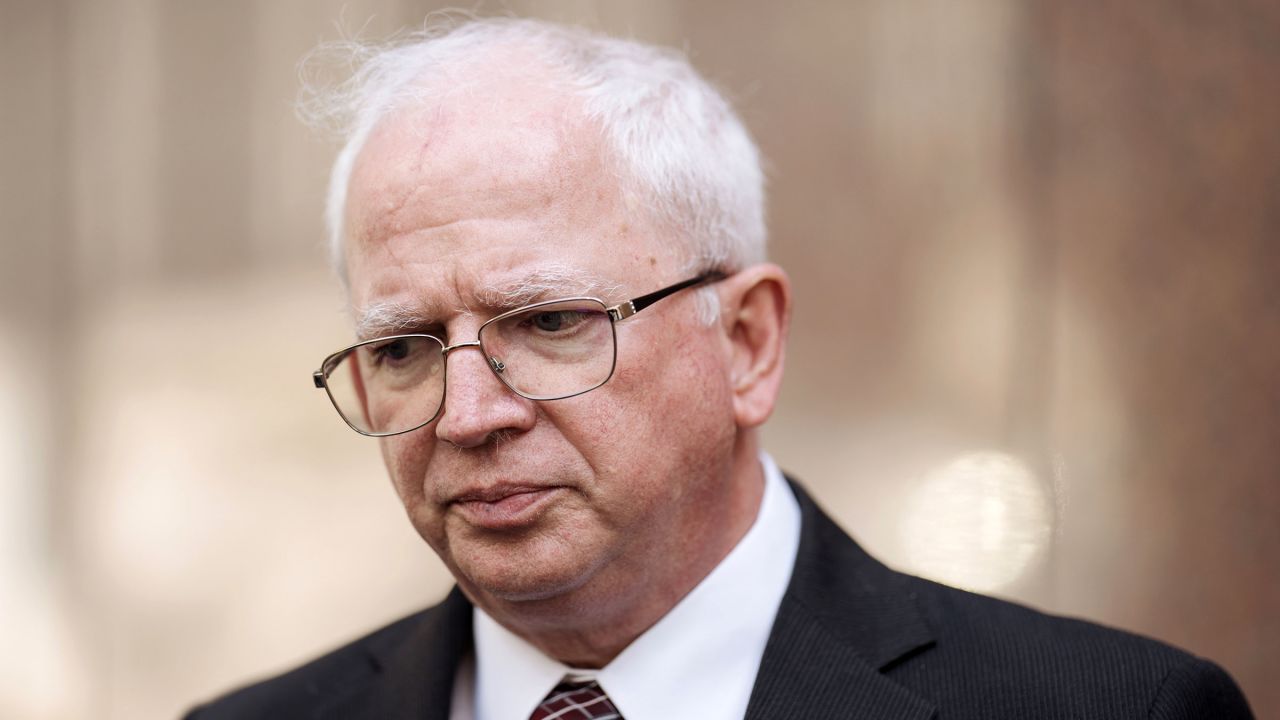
[488,356,506,373]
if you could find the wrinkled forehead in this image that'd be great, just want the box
[343,60,618,248]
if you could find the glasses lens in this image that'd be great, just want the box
[479,299,616,400]
[322,335,445,435]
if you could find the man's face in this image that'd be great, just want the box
[341,80,745,619]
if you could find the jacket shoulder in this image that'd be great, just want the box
[182,608,431,720]
[896,573,1254,718]
[782,477,1253,718]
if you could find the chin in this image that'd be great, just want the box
[453,544,607,609]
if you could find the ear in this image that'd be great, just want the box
[719,264,791,429]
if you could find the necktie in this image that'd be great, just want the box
[529,679,624,720]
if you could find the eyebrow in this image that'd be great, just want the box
[354,301,439,341]
[352,265,624,341]
[474,265,622,308]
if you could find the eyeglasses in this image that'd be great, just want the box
[313,272,726,436]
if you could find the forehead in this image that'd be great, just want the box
[346,71,590,233]
[342,69,675,320]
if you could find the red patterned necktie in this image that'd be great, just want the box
[529,679,624,720]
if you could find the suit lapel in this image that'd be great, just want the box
[353,587,474,720]
[744,480,937,719]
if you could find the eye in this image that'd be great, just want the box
[532,311,568,332]
[367,337,418,367]
[381,338,411,361]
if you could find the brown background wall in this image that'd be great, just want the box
[1,1,1275,718]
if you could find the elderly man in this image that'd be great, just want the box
[188,18,1252,720]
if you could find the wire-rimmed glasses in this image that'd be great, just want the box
[313,272,726,436]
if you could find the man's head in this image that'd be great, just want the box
[308,18,790,663]
[307,18,767,290]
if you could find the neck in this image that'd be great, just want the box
[469,433,766,668]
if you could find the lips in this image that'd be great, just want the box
[449,484,566,529]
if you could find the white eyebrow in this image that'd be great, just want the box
[353,301,435,341]
[474,264,624,308]
[352,265,625,340]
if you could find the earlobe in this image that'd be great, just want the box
[724,264,791,429]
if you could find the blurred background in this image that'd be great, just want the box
[2,1,1277,717]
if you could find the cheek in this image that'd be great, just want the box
[598,330,736,478]
[379,432,436,506]
[642,329,733,410]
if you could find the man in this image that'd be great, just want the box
[187,17,1253,719]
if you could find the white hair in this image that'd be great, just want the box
[299,16,767,320]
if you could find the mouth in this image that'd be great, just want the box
[449,485,567,530]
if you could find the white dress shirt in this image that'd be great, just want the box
[448,452,802,720]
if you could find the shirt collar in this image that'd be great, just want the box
[472,452,801,720]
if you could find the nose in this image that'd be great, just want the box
[434,341,536,448]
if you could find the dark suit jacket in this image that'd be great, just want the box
[186,481,1254,719]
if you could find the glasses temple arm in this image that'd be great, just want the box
[608,271,727,320]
